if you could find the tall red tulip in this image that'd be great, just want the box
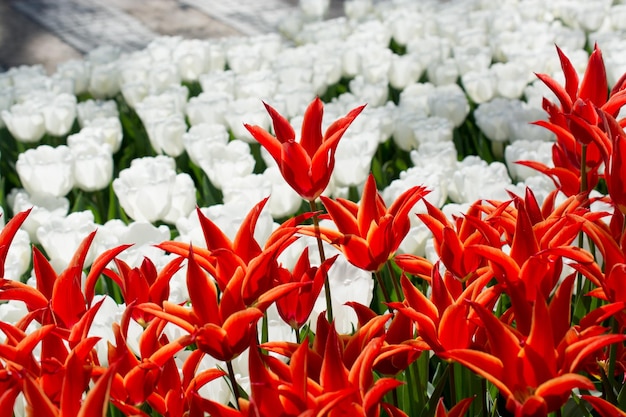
[244,97,365,201]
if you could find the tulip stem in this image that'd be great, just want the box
[386,261,403,302]
[309,199,334,323]
[374,270,393,310]
[226,360,240,410]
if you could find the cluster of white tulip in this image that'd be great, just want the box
[1,1,626,400]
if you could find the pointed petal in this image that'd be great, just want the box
[0,279,48,311]
[319,325,349,391]
[438,348,510,397]
[264,100,296,143]
[320,196,360,236]
[232,197,268,263]
[363,378,404,415]
[535,72,573,112]
[22,373,58,417]
[187,245,220,325]
[582,395,626,417]
[300,97,324,157]
[357,175,381,237]
[534,374,594,412]
[84,243,132,306]
[556,45,579,103]
[579,45,607,107]
[0,208,32,278]
[244,123,282,162]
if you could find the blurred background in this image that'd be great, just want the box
[0,0,348,72]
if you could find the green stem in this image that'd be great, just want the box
[607,317,619,386]
[309,199,333,323]
[226,360,240,410]
[449,362,458,406]
[261,312,269,344]
[386,260,403,302]
[374,270,393,309]
[481,378,488,417]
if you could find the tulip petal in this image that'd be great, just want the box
[300,97,324,157]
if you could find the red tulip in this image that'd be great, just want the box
[244,97,365,201]
[275,248,338,330]
[138,245,303,362]
[306,173,429,272]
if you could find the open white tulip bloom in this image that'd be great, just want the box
[162,173,197,225]
[505,139,555,182]
[221,173,272,212]
[56,59,91,95]
[2,101,46,143]
[76,99,118,127]
[41,92,77,136]
[173,39,210,82]
[8,189,70,244]
[81,116,124,153]
[16,145,75,198]
[186,91,233,126]
[112,156,178,222]
[197,139,256,189]
[448,156,514,204]
[182,123,230,167]
[99,220,172,268]
[145,114,187,157]
[69,139,114,192]
[36,210,98,271]
[427,84,470,128]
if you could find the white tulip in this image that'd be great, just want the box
[36,210,98,271]
[8,188,69,244]
[2,101,46,143]
[197,139,256,190]
[112,156,177,222]
[41,93,77,136]
[69,139,113,192]
[16,145,75,198]
[162,173,198,225]
[76,99,118,128]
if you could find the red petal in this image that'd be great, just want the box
[232,197,268,263]
[579,45,607,107]
[264,100,296,143]
[300,97,324,157]
[582,395,626,417]
[534,374,594,412]
[84,243,132,306]
[22,373,58,417]
[556,45,580,104]
[0,208,31,278]
[535,72,573,112]
[187,245,220,325]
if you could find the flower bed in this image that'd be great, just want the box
[1,0,626,416]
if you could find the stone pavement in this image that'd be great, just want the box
[0,0,346,73]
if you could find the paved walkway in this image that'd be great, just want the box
[0,0,346,73]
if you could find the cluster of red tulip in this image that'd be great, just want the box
[1,45,626,417]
